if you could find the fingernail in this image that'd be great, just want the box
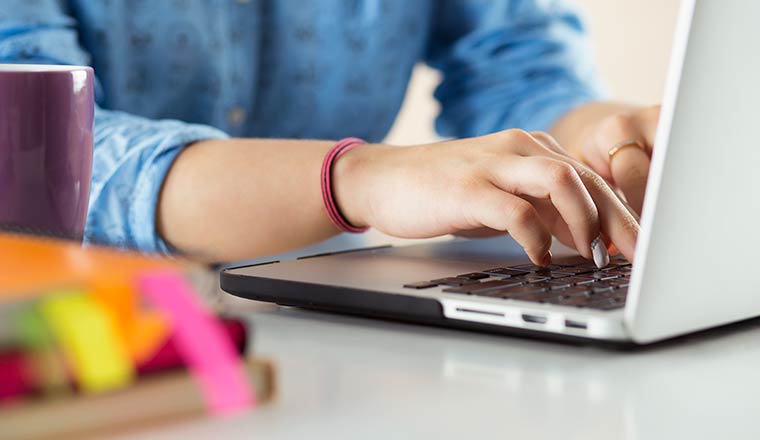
[591,235,610,269]
[541,251,553,267]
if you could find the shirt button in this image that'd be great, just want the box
[227,106,246,126]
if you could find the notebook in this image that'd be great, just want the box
[0,232,275,440]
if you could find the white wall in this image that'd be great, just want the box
[384,0,681,146]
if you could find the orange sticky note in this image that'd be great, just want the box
[88,278,170,364]
[125,311,170,364]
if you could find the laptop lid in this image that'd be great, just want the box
[625,0,760,343]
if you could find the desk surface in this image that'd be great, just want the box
[113,294,760,440]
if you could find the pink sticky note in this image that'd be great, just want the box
[138,271,255,414]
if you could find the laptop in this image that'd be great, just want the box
[221,0,760,345]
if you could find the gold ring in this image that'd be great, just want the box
[608,139,645,159]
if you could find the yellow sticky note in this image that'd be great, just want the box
[40,291,135,394]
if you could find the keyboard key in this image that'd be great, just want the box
[510,263,568,273]
[527,281,558,289]
[500,282,555,295]
[557,286,594,296]
[572,261,603,270]
[403,281,438,289]
[509,264,541,272]
[588,272,620,281]
[590,280,618,288]
[442,279,524,294]
[554,267,597,275]
[553,276,597,286]
[483,268,531,277]
[602,264,627,271]
[606,279,630,287]
[482,282,559,299]
[604,268,631,275]
[522,275,551,283]
[430,277,480,287]
[457,272,490,280]
[545,271,574,279]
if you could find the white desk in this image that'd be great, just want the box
[115,296,760,440]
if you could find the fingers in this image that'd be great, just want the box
[572,166,639,262]
[589,114,648,178]
[609,147,650,214]
[491,155,598,261]
[612,105,659,214]
[468,187,553,266]
[531,129,640,227]
[529,197,578,250]
[515,131,640,262]
[582,107,660,216]
[530,131,566,155]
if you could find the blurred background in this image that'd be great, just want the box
[385,0,681,146]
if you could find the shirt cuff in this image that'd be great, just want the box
[129,126,229,255]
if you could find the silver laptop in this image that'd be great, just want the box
[221,0,760,345]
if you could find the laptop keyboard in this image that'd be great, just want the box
[403,258,632,311]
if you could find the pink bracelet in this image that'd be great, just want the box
[321,137,370,233]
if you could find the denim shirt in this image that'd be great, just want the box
[0,0,602,254]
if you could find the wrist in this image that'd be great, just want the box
[331,143,392,229]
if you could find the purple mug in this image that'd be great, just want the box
[0,64,94,240]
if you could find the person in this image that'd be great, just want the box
[0,0,657,267]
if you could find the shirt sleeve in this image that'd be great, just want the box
[425,0,606,138]
[0,0,228,254]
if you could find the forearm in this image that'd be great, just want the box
[156,138,374,263]
[549,101,638,160]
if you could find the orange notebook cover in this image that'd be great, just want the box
[0,233,180,301]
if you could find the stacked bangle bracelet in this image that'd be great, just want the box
[320,137,370,233]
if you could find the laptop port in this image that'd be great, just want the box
[564,319,588,330]
[521,313,547,324]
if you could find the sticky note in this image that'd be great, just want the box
[125,311,171,364]
[138,271,255,414]
[40,291,134,393]
[88,278,170,364]
[14,306,69,394]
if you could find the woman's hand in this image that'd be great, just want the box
[334,129,640,267]
[577,105,660,215]
[553,104,661,216]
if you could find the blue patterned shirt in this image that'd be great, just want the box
[0,0,602,254]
